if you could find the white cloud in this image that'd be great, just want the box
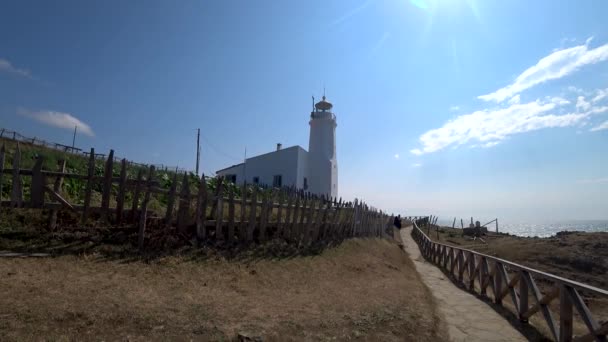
[577,177,608,184]
[18,108,95,137]
[568,86,583,93]
[590,120,608,132]
[507,95,520,105]
[0,58,32,79]
[394,153,400,159]
[410,99,588,155]
[592,88,608,103]
[449,105,460,111]
[478,38,608,102]
[482,141,500,148]
[549,96,570,105]
[576,96,591,111]
[412,163,422,167]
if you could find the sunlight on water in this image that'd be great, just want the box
[437,219,608,237]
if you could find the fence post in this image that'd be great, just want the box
[81,148,95,224]
[195,174,208,241]
[10,143,23,207]
[30,155,45,208]
[238,183,247,241]
[215,178,225,240]
[247,186,258,242]
[138,166,155,252]
[130,169,144,223]
[116,159,127,224]
[559,285,573,342]
[227,190,235,242]
[100,150,114,223]
[164,172,178,226]
[0,144,5,202]
[176,172,191,234]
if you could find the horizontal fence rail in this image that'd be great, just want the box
[0,143,393,251]
[411,220,608,342]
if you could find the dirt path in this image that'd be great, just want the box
[399,226,526,342]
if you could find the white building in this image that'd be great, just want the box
[216,95,338,198]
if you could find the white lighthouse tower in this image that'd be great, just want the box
[308,95,338,198]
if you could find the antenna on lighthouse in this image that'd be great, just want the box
[312,95,315,111]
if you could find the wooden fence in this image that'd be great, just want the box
[411,220,608,342]
[0,127,187,172]
[0,144,393,250]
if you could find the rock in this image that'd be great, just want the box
[237,332,263,341]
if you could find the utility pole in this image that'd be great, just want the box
[195,128,200,175]
[72,125,77,150]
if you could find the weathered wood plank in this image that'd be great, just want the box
[227,191,235,242]
[10,143,23,207]
[288,194,299,242]
[0,144,5,202]
[44,186,75,211]
[176,172,191,234]
[247,186,257,241]
[258,192,269,241]
[523,272,559,341]
[138,166,155,251]
[195,175,208,241]
[116,159,127,224]
[560,285,574,342]
[129,168,144,223]
[81,148,95,223]
[519,271,529,321]
[47,160,66,230]
[238,183,247,241]
[565,285,604,341]
[275,190,285,237]
[30,155,45,208]
[215,178,224,240]
[304,198,316,243]
[100,150,114,223]
[164,172,178,226]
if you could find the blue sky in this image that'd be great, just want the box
[1,0,608,220]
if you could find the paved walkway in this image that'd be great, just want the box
[399,226,526,342]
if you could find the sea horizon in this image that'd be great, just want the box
[433,218,608,238]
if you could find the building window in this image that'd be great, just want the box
[225,174,237,183]
[303,177,308,190]
[253,176,259,184]
[273,175,282,187]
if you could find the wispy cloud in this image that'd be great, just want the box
[18,108,95,137]
[449,105,460,111]
[576,96,591,111]
[410,99,588,155]
[590,120,608,132]
[412,163,422,167]
[577,177,608,184]
[371,32,391,56]
[478,38,608,102]
[0,58,32,79]
[331,0,371,26]
[592,88,608,103]
[394,153,400,160]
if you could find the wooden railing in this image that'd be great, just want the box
[411,221,608,342]
[0,144,393,251]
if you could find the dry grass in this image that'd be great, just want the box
[0,237,445,341]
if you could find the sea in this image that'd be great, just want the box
[435,219,608,238]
